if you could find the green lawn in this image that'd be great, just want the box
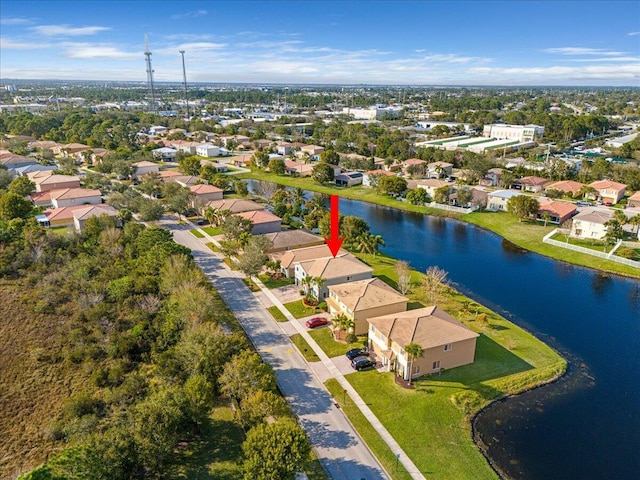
[202,226,223,236]
[267,305,289,322]
[242,277,260,292]
[191,229,205,238]
[258,274,295,289]
[206,242,220,253]
[290,334,321,362]
[308,328,367,357]
[283,300,325,319]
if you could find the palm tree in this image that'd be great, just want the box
[356,233,385,261]
[541,211,552,227]
[311,276,326,302]
[575,185,597,200]
[629,214,640,235]
[404,342,423,385]
[332,313,350,340]
[203,206,217,226]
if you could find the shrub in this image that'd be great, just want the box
[345,332,358,344]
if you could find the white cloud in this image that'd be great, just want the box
[64,45,140,59]
[30,24,110,36]
[0,37,47,49]
[467,64,640,81]
[543,47,625,56]
[568,56,640,63]
[421,53,492,64]
[0,17,33,25]
[628,32,640,36]
[164,33,217,41]
[171,9,207,20]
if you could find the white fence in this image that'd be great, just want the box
[425,202,479,214]
[543,229,640,268]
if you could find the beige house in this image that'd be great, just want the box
[236,210,282,235]
[189,184,224,204]
[294,254,373,301]
[133,161,160,177]
[37,205,92,228]
[368,306,479,381]
[513,176,549,193]
[33,174,81,193]
[544,180,585,197]
[277,244,349,278]
[427,161,453,179]
[417,179,453,199]
[284,160,314,177]
[72,205,119,232]
[327,278,408,335]
[589,180,627,205]
[263,229,325,253]
[628,191,640,208]
[205,198,264,214]
[50,188,102,208]
[569,209,613,240]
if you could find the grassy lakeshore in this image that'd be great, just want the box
[239,170,640,278]
[317,252,567,480]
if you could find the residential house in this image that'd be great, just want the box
[228,154,253,167]
[417,179,453,199]
[277,244,348,278]
[535,200,577,225]
[487,189,522,211]
[237,210,282,235]
[513,176,549,193]
[133,161,160,177]
[401,158,427,176]
[544,180,585,197]
[152,147,177,161]
[262,229,325,253]
[276,141,294,156]
[363,169,395,187]
[1,153,38,170]
[588,180,627,205]
[284,160,314,177]
[427,161,454,179]
[90,149,110,165]
[367,306,479,381]
[205,198,264,214]
[157,170,182,180]
[298,144,324,161]
[72,204,120,232]
[327,278,409,335]
[170,175,201,187]
[13,164,57,177]
[37,205,90,228]
[294,254,373,301]
[50,188,102,208]
[627,191,640,208]
[569,209,613,240]
[335,171,364,187]
[175,141,202,155]
[196,144,221,157]
[149,125,168,135]
[189,184,224,205]
[33,174,81,193]
[200,160,228,173]
[53,143,91,159]
[480,168,504,187]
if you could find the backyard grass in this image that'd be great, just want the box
[267,305,289,322]
[242,277,260,292]
[239,170,640,278]
[308,328,367,357]
[283,299,326,319]
[315,252,566,480]
[258,274,295,289]
[290,334,321,362]
[190,228,205,238]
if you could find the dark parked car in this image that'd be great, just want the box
[351,356,375,371]
[346,348,368,360]
[305,317,328,329]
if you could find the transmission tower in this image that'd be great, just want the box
[144,34,157,114]
[179,50,189,119]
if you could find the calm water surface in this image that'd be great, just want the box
[249,182,640,479]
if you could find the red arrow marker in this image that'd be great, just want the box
[325,195,344,257]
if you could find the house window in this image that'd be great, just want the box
[444,343,452,352]
[433,361,440,370]
[347,276,351,281]
[413,365,421,374]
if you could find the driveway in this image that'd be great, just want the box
[272,283,304,304]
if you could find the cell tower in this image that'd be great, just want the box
[144,34,157,114]
[179,50,189,119]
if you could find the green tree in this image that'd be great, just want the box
[242,419,311,480]
[406,188,429,205]
[433,185,451,204]
[311,162,335,184]
[268,157,286,175]
[8,176,36,197]
[222,215,253,242]
[136,198,165,221]
[404,342,424,385]
[456,188,473,207]
[603,218,624,249]
[234,179,249,197]
[219,350,277,401]
[237,235,272,277]
[0,192,33,220]
[183,373,216,426]
[507,195,540,222]
[319,148,340,165]
[179,156,202,176]
[238,390,291,430]
[376,175,407,196]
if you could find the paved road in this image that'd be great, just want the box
[162,218,389,480]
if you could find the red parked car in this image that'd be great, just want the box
[305,317,328,329]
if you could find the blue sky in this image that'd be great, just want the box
[1,1,639,86]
